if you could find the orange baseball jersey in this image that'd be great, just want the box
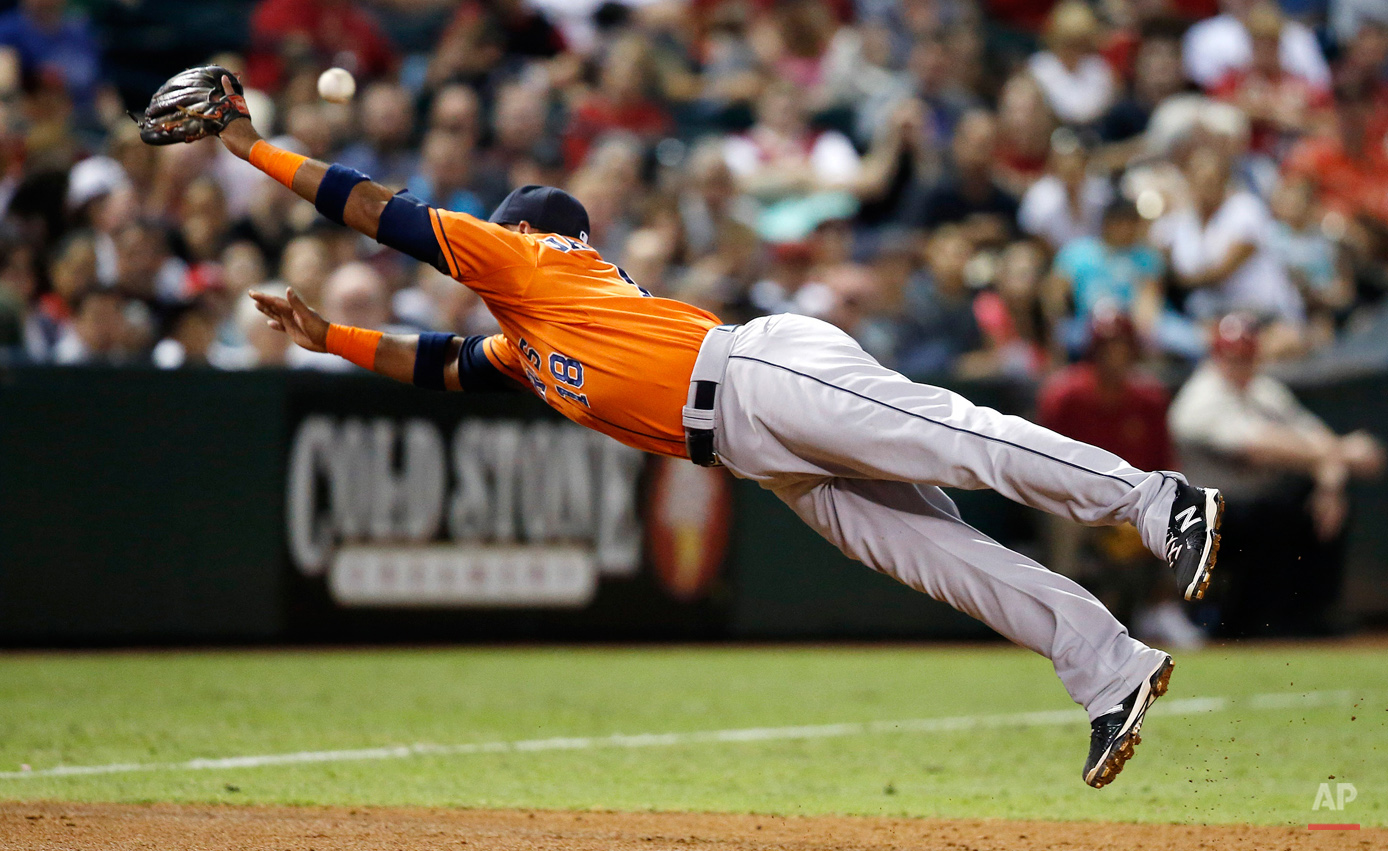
[417,207,722,458]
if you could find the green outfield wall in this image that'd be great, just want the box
[1,366,1385,644]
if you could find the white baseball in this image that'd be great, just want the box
[317,68,356,104]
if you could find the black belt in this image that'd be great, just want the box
[682,324,739,468]
[684,379,720,467]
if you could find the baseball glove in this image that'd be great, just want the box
[136,65,250,145]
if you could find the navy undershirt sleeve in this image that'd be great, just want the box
[377,190,447,271]
[456,335,522,393]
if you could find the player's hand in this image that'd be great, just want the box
[249,288,329,353]
[136,65,251,146]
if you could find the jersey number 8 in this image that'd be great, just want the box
[549,352,585,388]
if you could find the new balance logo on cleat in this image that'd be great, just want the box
[1164,485,1224,602]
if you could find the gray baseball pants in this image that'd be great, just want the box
[701,315,1178,719]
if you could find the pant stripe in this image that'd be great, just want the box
[728,354,1137,488]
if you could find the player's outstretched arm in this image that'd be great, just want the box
[249,288,468,391]
[136,69,395,239]
[216,83,394,240]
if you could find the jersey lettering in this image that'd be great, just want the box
[518,337,542,370]
[540,235,593,254]
[616,266,653,297]
[522,367,547,399]
[548,352,585,388]
[554,385,591,407]
[427,209,723,457]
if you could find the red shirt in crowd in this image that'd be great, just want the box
[1283,109,1388,227]
[246,0,398,91]
[1210,68,1332,155]
[562,97,672,170]
[1037,363,1175,473]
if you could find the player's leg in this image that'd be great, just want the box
[773,475,1172,786]
[716,314,1220,598]
[774,476,1166,718]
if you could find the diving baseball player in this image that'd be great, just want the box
[139,67,1223,788]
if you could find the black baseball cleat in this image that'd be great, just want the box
[1164,483,1224,601]
[1083,655,1174,789]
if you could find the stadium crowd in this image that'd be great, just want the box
[0,0,1385,641]
[0,0,1383,376]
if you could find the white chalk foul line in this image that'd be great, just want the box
[0,688,1358,781]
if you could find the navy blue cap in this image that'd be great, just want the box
[488,185,591,243]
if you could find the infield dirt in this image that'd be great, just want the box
[1,802,1380,850]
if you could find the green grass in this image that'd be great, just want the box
[0,644,1383,825]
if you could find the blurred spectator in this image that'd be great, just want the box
[1183,0,1331,91]
[427,83,482,140]
[821,17,901,125]
[889,225,988,376]
[1169,314,1385,635]
[678,140,758,261]
[816,261,880,340]
[748,241,822,317]
[1208,3,1333,158]
[1332,1,1388,48]
[1044,198,1173,356]
[407,130,486,218]
[246,0,398,92]
[1282,79,1388,231]
[1018,128,1113,251]
[153,298,222,370]
[902,32,978,143]
[1333,13,1388,94]
[723,80,862,204]
[52,287,129,364]
[1097,27,1189,149]
[1041,309,1175,484]
[563,34,673,170]
[1152,146,1304,344]
[476,81,556,209]
[693,0,763,111]
[278,235,332,306]
[180,177,232,265]
[903,109,1018,245]
[973,240,1053,377]
[1027,1,1117,127]
[750,0,842,106]
[439,0,565,68]
[993,74,1056,195]
[1037,309,1202,648]
[337,83,418,186]
[0,238,36,355]
[112,220,188,308]
[1266,176,1353,348]
[29,229,95,357]
[0,0,102,110]
[222,241,269,297]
